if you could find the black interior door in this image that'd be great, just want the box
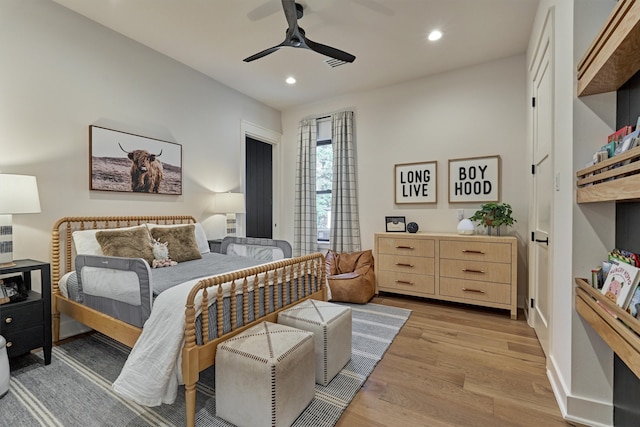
[245,136,273,238]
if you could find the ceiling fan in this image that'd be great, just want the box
[243,0,356,64]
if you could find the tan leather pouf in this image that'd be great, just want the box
[278,299,352,386]
[215,321,315,427]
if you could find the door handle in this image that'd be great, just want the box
[535,237,549,245]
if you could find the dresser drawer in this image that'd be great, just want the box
[5,324,44,358]
[439,277,511,304]
[377,237,435,257]
[378,271,435,295]
[378,254,434,275]
[440,240,512,263]
[0,300,44,334]
[439,259,511,284]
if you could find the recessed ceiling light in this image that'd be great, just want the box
[286,76,296,84]
[428,30,442,41]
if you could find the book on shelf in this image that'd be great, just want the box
[608,125,633,144]
[628,286,640,319]
[600,260,640,310]
[614,129,640,156]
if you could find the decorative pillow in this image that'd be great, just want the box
[73,224,146,256]
[146,222,210,254]
[72,229,103,256]
[95,227,154,265]
[150,224,202,262]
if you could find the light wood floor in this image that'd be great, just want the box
[336,294,583,427]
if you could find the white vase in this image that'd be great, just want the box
[457,219,475,235]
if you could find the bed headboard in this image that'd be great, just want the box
[51,215,196,291]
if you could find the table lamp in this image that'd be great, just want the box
[214,192,245,236]
[0,174,41,267]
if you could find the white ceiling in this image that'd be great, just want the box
[51,0,540,111]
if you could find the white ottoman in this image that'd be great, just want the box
[215,321,315,427]
[278,299,352,386]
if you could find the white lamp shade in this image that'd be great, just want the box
[214,192,245,214]
[0,174,41,214]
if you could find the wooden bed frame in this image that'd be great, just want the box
[51,215,327,427]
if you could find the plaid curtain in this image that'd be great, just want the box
[330,111,361,252]
[293,118,318,256]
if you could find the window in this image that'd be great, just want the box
[316,117,332,242]
[316,139,332,241]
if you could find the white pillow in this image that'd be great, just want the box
[72,224,148,256]
[146,222,210,254]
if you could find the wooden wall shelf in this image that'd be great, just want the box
[575,144,640,203]
[577,0,640,97]
[575,278,640,378]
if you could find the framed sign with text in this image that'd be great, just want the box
[394,161,437,204]
[448,155,500,203]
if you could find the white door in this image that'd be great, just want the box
[529,10,554,356]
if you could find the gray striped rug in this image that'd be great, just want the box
[3,303,410,427]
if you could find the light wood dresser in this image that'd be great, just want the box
[374,232,518,319]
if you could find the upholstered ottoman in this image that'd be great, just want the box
[215,321,315,427]
[278,299,352,386]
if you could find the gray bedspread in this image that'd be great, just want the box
[150,252,266,295]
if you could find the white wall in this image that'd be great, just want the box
[1,0,281,267]
[1,0,281,335]
[528,1,617,425]
[280,55,530,307]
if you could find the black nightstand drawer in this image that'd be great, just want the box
[0,259,51,365]
[1,299,44,333]
[5,324,45,358]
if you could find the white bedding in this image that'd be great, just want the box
[111,269,261,406]
[112,275,209,405]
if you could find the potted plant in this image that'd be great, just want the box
[469,202,516,235]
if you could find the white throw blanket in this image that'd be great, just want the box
[112,276,221,406]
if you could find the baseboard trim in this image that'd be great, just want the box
[547,355,612,427]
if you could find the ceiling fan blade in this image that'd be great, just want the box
[281,0,299,30]
[243,45,282,62]
[303,37,356,63]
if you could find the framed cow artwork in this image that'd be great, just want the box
[89,125,182,195]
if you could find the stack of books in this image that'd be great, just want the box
[589,124,640,168]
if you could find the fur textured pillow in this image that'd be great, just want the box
[95,227,154,265]
[150,224,202,263]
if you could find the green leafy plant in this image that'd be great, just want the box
[469,203,517,229]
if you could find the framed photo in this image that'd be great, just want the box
[394,161,437,204]
[90,125,182,195]
[448,155,500,203]
[385,216,406,232]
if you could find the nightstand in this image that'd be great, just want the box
[0,259,51,365]
[208,239,223,253]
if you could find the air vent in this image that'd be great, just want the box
[324,58,348,68]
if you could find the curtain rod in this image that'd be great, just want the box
[301,109,354,121]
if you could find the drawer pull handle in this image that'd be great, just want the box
[4,317,12,324]
[5,341,12,348]
[462,288,485,294]
[396,245,414,250]
[395,280,414,285]
[462,250,485,254]
[395,263,414,268]
[462,268,485,274]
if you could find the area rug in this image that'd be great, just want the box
[3,303,411,427]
